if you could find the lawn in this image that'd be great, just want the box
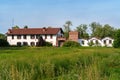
[0,47,120,80]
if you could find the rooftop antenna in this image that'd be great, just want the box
[12,18,14,27]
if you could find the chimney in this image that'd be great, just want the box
[8,29,12,33]
[43,27,47,32]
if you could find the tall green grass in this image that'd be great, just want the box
[0,47,120,80]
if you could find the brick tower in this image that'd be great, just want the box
[69,31,79,42]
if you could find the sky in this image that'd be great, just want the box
[0,0,120,33]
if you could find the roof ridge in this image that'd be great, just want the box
[10,27,61,30]
[7,27,62,35]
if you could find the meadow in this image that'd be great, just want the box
[0,47,120,80]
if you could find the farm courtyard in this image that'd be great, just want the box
[0,47,120,80]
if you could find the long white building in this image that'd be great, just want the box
[78,37,114,47]
[6,27,66,46]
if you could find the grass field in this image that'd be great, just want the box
[0,47,120,80]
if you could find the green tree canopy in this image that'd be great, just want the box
[24,25,28,29]
[64,21,72,32]
[63,21,72,39]
[103,24,116,38]
[90,22,116,38]
[12,25,19,29]
[113,29,120,48]
[90,22,102,37]
[0,39,9,47]
[76,24,89,39]
[0,33,6,40]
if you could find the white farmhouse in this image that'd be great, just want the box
[6,27,65,46]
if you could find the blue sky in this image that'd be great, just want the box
[0,0,120,33]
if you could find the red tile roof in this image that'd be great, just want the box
[7,28,63,35]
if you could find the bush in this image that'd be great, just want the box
[113,29,120,48]
[0,39,9,47]
[36,36,52,47]
[113,40,119,48]
[0,33,6,40]
[44,42,52,47]
[88,41,94,46]
[62,41,80,47]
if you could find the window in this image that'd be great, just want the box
[17,42,21,46]
[31,35,35,39]
[12,35,14,39]
[50,35,53,39]
[89,41,94,45]
[96,40,98,44]
[104,40,106,44]
[36,35,40,39]
[36,42,39,46]
[17,35,21,39]
[23,42,28,46]
[31,42,35,46]
[109,40,112,44]
[45,35,47,39]
[23,35,27,39]
[82,41,84,45]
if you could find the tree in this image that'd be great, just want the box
[90,22,98,35]
[36,36,52,47]
[12,25,19,29]
[90,22,102,37]
[113,29,120,48]
[89,22,116,39]
[88,41,94,46]
[103,24,115,38]
[0,39,9,47]
[24,25,28,29]
[0,33,6,40]
[36,36,45,46]
[93,26,103,38]
[76,24,89,39]
[63,21,72,39]
[64,21,72,32]
[62,41,80,47]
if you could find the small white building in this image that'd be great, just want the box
[101,37,114,47]
[78,39,89,46]
[6,27,65,46]
[88,37,102,46]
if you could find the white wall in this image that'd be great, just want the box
[78,39,89,46]
[44,35,57,46]
[7,35,57,46]
[7,35,38,46]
